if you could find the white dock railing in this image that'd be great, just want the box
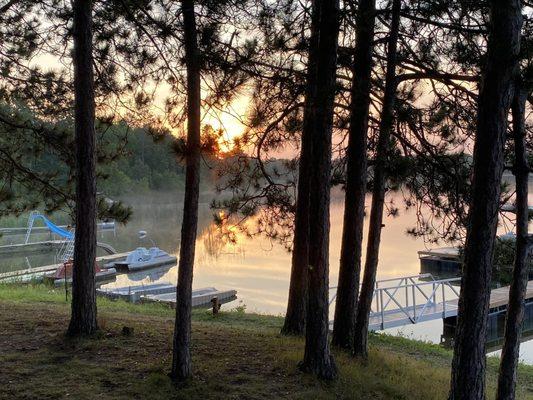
[329,274,462,330]
[371,277,461,329]
[329,273,439,306]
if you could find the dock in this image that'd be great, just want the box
[368,279,533,331]
[97,282,177,302]
[0,240,66,256]
[0,240,117,257]
[143,287,238,308]
[0,252,128,283]
[98,284,237,308]
[330,274,533,331]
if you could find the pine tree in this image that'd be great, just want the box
[170,0,202,382]
[331,0,376,350]
[67,0,98,336]
[496,76,531,400]
[298,0,340,379]
[449,0,523,397]
[353,0,402,358]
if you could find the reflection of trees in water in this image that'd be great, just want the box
[199,222,245,259]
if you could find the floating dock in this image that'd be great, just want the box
[97,282,177,302]
[142,287,238,308]
[98,284,237,308]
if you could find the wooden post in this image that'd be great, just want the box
[211,297,221,315]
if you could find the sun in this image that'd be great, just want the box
[204,114,245,153]
[203,96,249,154]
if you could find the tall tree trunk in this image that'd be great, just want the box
[281,136,310,336]
[299,0,340,380]
[496,87,529,400]
[353,0,401,358]
[282,0,325,337]
[448,1,522,398]
[67,0,98,336]
[281,205,308,335]
[170,0,201,382]
[331,0,376,350]
[282,107,315,336]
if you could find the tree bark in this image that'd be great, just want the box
[448,1,522,398]
[282,23,318,333]
[353,0,401,358]
[299,0,340,380]
[496,87,529,400]
[331,0,376,350]
[67,0,98,336]
[170,0,201,382]
[281,145,310,335]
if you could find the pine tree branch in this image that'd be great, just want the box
[399,11,487,34]
[0,146,70,203]
[398,71,478,83]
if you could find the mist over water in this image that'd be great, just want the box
[2,178,533,363]
[99,188,427,314]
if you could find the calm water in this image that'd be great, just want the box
[102,188,436,313]
[2,182,533,363]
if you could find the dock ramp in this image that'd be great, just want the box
[330,274,533,331]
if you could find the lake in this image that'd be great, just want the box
[2,180,532,363]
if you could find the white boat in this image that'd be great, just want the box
[112,247,177,271]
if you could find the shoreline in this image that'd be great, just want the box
[1,283,533,399]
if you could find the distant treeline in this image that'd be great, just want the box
[98,127,215,196]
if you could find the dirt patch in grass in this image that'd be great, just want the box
[0,297,532,399]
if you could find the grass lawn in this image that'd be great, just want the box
[1,284,532,399]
